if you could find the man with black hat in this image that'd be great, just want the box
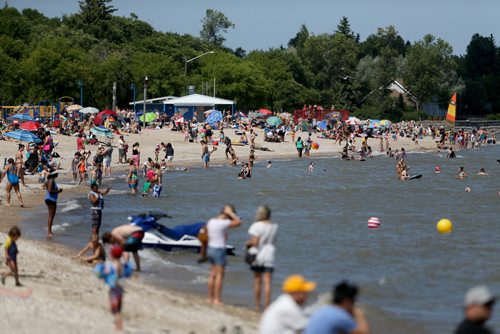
[455,285,495,334]
[305,281,370,334]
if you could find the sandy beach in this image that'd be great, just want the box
[0,126,445,333]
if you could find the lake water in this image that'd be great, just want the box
[22,145,500,333]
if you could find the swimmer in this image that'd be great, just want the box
[309,162,314,172]
[435,166,441,174]
[465,187,471,192]
[477,168,488,176]
[457,166,468,179]
[266,161,272,168]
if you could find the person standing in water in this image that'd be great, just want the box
[206,204,241,305]
[44,171,62,237]
[201,140,210,169]
[1,158,24,207]
[296,137,304,158]
[245,206,278,312]
[88,183,111,235]
[126,159,139,194]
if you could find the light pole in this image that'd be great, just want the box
[143,76,148,128]
[77,79,83,106]
[184,51,215,76]
[130,83,136,114]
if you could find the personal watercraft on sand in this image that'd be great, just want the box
[129,212,236,255]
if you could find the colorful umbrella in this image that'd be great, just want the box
[66,104,82,112]
[316,120,328,131]
[326,111,341,120]
[380,119,392,126]
[20,121,42,131]
[280,112,292,119]
[206,110,223,125]
[258,108,273,116]
[204,109,221,116]
[266,116,282,127]
[139,112,156,123]
[8,114,34,122]
[345,117,361,125]
[91,126,113,138]
[94,110,118,126]
[4,130,42,143]
[80,107,99,114]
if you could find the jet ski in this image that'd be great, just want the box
[129,211,236,255]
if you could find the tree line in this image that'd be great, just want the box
[0,1,499,121]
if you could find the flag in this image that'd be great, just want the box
[446,93,456,125]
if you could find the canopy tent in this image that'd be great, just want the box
[164,94,234,107]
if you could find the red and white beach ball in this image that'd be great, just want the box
[367,217,381,229]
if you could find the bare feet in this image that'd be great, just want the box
[213,300,224,306]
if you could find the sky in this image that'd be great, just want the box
[8,0,500,55]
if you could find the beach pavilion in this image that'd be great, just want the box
[164,94,236,120]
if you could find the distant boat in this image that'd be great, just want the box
[446,92,456,126]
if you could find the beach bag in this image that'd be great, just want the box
[245,247,258,265]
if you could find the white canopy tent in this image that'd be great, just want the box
[164,94,234,107]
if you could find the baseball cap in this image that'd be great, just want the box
[465,286,496,306]
[110,245,124,259]
[282,275,317,293]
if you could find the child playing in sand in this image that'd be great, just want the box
[1,226,22,286]
[77,233,105,263]
[94,245,133,331]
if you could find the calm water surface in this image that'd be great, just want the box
[22,145,500,333]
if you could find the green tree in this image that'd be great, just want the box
[335,16,355,40]
[200,9,234,47]
[404,34,457,106]
[288,24,310,49]
[78,0,116,23]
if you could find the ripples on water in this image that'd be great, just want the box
[22,145,500,333]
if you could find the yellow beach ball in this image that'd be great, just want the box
[437,218,453,234]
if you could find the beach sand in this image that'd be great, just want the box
[0,127,440,333]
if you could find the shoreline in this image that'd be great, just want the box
[0,127,477,332]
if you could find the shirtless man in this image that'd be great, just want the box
[15,144,27,187]
[102,224,145,271]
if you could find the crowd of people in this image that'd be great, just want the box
[1,107,499,332]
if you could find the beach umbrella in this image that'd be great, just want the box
[20,121,42,131]
[266,116,282,127]
[91,126,113,138]
[94,110,118,126]
[280,112,292,119]
[139,112,156,123]
[258,108,273,116]
[345,117,361,125]
[380,119,391,127]
[4,130,42,143]
[80,107,99,114]
[204,109,221,116]
[369,119,381,128]
[249,111,265,119]
[206,110,223,125]
[66,104,82,112]
[7,114,34,122]
[316,120,328,131]
[326,111,341,120]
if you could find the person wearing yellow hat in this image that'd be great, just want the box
[258,274,316,334]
